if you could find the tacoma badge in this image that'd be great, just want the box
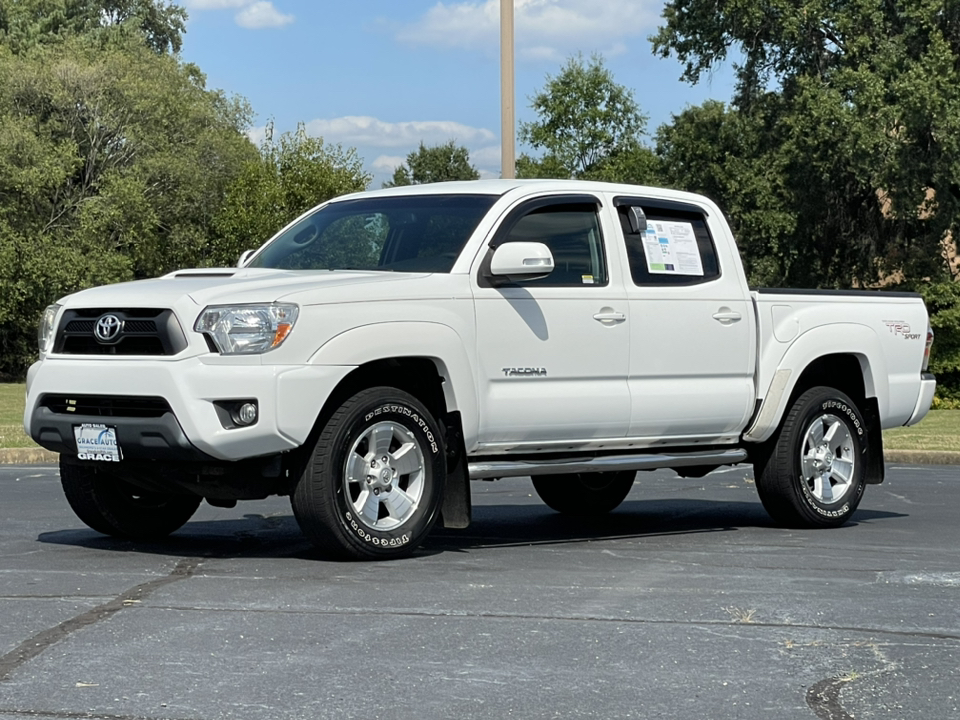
[501,367,548,377]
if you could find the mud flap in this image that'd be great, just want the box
[440,412,471,528]
[863,397,885,485]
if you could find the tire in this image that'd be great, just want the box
[291,387,446,560]
[754,386,867,528]
[532,471,636,516]
[59,457,201,540]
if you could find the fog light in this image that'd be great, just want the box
[235,402,258,426]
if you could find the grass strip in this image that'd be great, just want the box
[0,384,32,449]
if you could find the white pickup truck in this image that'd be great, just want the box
[25,180,936,559]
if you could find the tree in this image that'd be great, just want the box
[0,23,254,377]
[655,101,797,287]
[652,0,960,289]
[214,123,372,263]
[0,0,186,54]
[920,282,960,405]
[517,54,658,183]
[384,140,479,187]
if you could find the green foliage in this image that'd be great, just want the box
[919,282,960,403]
[517,54,657,182]
[0,0,186,54]
[656,101,797,286]
[0,17,254,376]
[214,123,371,263]
[384,140,479,187]
[652,0,960,290]
[0,1,374,380]
[515,152,570,180]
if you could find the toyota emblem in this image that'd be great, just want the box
[94,315,123,343]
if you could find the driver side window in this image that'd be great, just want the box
[498,203,608,286]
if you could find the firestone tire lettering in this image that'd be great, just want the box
[345,511,412,547]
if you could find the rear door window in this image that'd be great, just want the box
[616,201,720,286]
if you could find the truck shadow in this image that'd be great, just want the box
[427,499,906,552]
[35,498,908,561]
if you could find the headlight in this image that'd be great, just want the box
[195,304,299,355]
[38,304,61,355]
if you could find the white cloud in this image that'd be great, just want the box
[236,1,294,29]
[183,0,293,29]
[469,144,502,167]
[394,0,661,60]
[246,125,268,146]
[302,118,503,188]
[372,155,406,173]
[304,116,496,149]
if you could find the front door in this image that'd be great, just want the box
[472,196,630,448]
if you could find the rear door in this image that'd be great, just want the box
[612,196,756,442]
[471,194,630,447]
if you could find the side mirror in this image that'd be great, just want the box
[237,249,256,267]
[489,242,555,281]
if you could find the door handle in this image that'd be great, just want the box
[712,308,742,325]
[593,310,626,324]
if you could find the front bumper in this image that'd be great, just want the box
[24,356,354,461]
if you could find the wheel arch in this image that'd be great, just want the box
[307,321,479,445]
[745,325,886,484]
[298,324,477,529]
[746,324,887,443]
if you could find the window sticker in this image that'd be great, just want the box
[642,221,704,276]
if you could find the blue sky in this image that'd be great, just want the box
[179,0,738,187]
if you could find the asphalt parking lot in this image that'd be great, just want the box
[0,463,958,720]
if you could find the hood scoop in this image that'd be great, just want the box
[166,269,237,279]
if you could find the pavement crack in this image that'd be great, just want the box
[805,640,901,720]
[0,559,201,682]
[0,708,203,720]
[806,675,856,720]
[139,603,960,641]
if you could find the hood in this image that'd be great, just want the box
[60,268,431,309]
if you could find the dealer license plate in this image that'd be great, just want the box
[73,423,122,462]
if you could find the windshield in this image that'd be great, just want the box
[247,194,497,273]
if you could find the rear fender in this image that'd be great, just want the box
[745,324,885,443]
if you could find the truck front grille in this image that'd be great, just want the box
[54,309,188,356]
[40,395,172,418]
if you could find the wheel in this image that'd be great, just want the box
[754,386,867,528]
[532,471,636,516]
[59,457,201,540]
[291,387,446,560]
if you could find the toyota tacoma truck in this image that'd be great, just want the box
[24,180,937,559]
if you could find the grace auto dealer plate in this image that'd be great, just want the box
[73,423,122,462]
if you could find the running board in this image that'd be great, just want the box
[467,449,749,480]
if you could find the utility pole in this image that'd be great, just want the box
[500,0,515,179]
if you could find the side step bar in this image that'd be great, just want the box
[467,449,749,480]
